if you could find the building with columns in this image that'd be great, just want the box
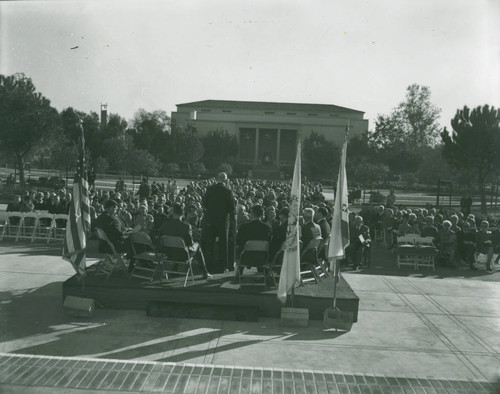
[171,100,368,173]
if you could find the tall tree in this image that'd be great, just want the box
[441,105,500,213]
[303,131,339,180]
[170,126,204,175]
[371,84,441,151]
[201,128,238,169]
[128,109,170,161]
[369,84,441,175]
[0,73,60,186]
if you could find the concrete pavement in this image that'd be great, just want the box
[0,241,499,392]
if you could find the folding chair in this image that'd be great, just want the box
[236,240,270,287]
[3,212,23,241]
[129,232,163,284]
[33,213,54,243]
[414,236,438,270]
[158,235,195,287]
[300,237,323,283]
[396,235,417,269]
[16,212,38,242]
[93,228,129,278]
[52,214,69,242]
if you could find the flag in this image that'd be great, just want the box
[327,137,350,266]
[278,138,301,303]
[63,121,91,276]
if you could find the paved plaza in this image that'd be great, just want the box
[0,242,499,393]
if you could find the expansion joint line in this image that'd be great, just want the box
[379,276,487,380]
[401,277,500,361]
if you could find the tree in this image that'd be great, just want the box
[0,73,60,186]
[371,84,442,152]
[202,128,239,169]
[303,131,339,180]
[103,113,128,139]
[441,105,500,213]
[128,109,170,161]
[169,125,204,175]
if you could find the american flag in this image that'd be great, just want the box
[62,120,91,276]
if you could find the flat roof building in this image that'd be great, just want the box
[172,99,368,172]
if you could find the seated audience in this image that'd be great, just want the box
[475,220,494,271]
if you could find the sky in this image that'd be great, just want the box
[1,0,499,131]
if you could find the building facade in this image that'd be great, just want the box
[171,100,368,170]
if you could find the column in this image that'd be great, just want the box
[254,129,259,165]
[276,129,281,167]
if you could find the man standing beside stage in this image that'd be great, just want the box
[201,172,235,274]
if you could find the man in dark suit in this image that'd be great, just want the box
[347,215,371,270]
[316,206,331,239]
[160,203,211,279]
[201,172,236,273]
[235,205,272,279]
[269,207,289,262]
[93,199,132,254]
[236,205,272,255]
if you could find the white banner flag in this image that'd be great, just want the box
[328,139,350,267]
[277,139,301,303]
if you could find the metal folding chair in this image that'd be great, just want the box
[3,212,23,241]
[16,212,38,243]
[300,237,323,283]
[236,240,271,287]
[52,214,69,242]
[33,213,55,244]
[158,235,195,287]
[129,231,163,284]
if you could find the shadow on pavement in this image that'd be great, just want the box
[1,281,347,363]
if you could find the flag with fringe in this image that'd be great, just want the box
[63,121,91,276]
[277,139,302,303]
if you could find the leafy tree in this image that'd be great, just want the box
[103,113,128,138]
[170,126,204,175]
[348,162,389,187]
[128,109,170,161]
[101,134,134,171]
[165,162,180,175]
[416,146,457,186]
[202,128,239,169]
[371,84,442,152]
[441,105,500,213]
[126,149,161,177]
[303,131,339,180]
[0,73,60,186]
[93,156,109,173]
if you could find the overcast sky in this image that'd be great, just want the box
[1,0,499,130]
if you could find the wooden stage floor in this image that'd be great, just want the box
[62,265,359,322]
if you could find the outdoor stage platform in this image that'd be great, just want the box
[62,266,359,322]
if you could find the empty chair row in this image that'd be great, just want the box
[0,211,69,243]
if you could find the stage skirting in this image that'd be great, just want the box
[62,267,359,322]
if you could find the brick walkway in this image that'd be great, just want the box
[0,353,496,393]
